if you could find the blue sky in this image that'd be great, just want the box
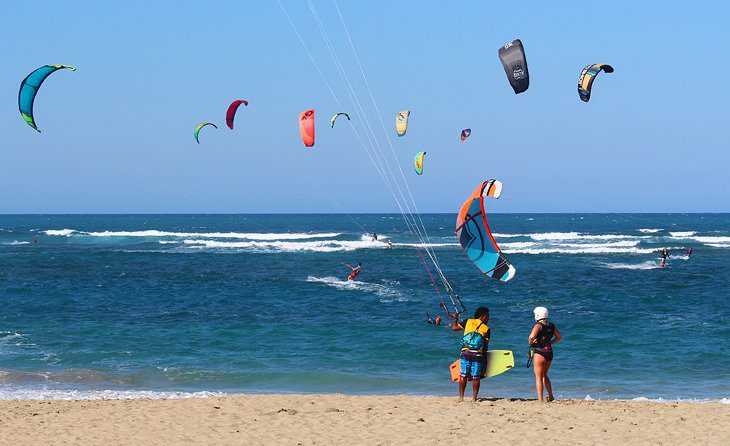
[1,0,728,213]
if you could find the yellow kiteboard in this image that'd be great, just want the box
[450,350,514,381]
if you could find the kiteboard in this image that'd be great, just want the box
[450,350,514,381]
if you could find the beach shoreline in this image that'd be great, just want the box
[1,393,727,445]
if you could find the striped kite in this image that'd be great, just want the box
[456,179,516,282]
[578,64,614,102]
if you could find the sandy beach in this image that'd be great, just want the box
[0,394,727,445]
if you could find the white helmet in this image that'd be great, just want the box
[533,306,549,321]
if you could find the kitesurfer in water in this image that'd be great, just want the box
[346,263,362,280]
[427,314,442,325]
[387,240,393,249]
[371,233,378,241]
[528,306,562,403]
[451,306,490,402]
[32,236,37,244]
[660,248,669,267]
[686,247,693,258]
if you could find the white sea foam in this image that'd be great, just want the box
[491,233,528,238]
[707,243,730,248]
[527,232,642,241]
[693,236,730,244]
[669,231,696,237]
[3,240,30,245]
[600,261,661,270]
[502,245,657,255]
[638,228,663,233]
[44,229,342,240]
[0,388,225,401]
[306,275,402,299]
[564,240,640,248]
[181,239,386,253]
[529,232,582,241]
[397,242,459,248]
[44,229,76,236]
[499,242,537,250]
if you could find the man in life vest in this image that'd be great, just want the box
[660,247,669,268]
[451,306,491,401]
[346,263,362,280]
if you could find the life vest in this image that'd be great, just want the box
[533,321,555,351]
[461,319,489,352]
[348,269,360,280]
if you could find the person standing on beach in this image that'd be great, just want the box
[451,306,490,402]
[528,306,562,402]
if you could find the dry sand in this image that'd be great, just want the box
[0,394,727,445]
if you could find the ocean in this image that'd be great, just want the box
[0,214,728,402]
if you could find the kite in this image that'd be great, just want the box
[395,110,410,137]
[498,40,529,94]
[455,179,516,282]
[18,64,76,132]
[194,122,217,143]
[299,109,315,147]
[414,151,426,175]
[578,64,614,102]
[330,112,350,128]
[460,129,471,142]
[226,100,248,129]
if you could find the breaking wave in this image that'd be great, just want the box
[43,229,342,240]
[638,228,663,233]
[180,239,387,253]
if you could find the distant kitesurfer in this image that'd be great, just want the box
[426,314,443,325]
[686,247,693,258]
[32,236,37,244]
[528,306,562,403]
[371,233,378,241]
[346,263,362,280]
[451,306,490,402]
[660,248,669,268]
[387,240,393,249]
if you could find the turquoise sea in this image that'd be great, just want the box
[0,214,728,402]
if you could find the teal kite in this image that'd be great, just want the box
[18,65,76,132]
[414,151,426,175]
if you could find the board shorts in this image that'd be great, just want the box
[459,350,484,380]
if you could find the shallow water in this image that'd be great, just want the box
[0,214,728,401]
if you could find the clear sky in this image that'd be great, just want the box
[1,0,728,213]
